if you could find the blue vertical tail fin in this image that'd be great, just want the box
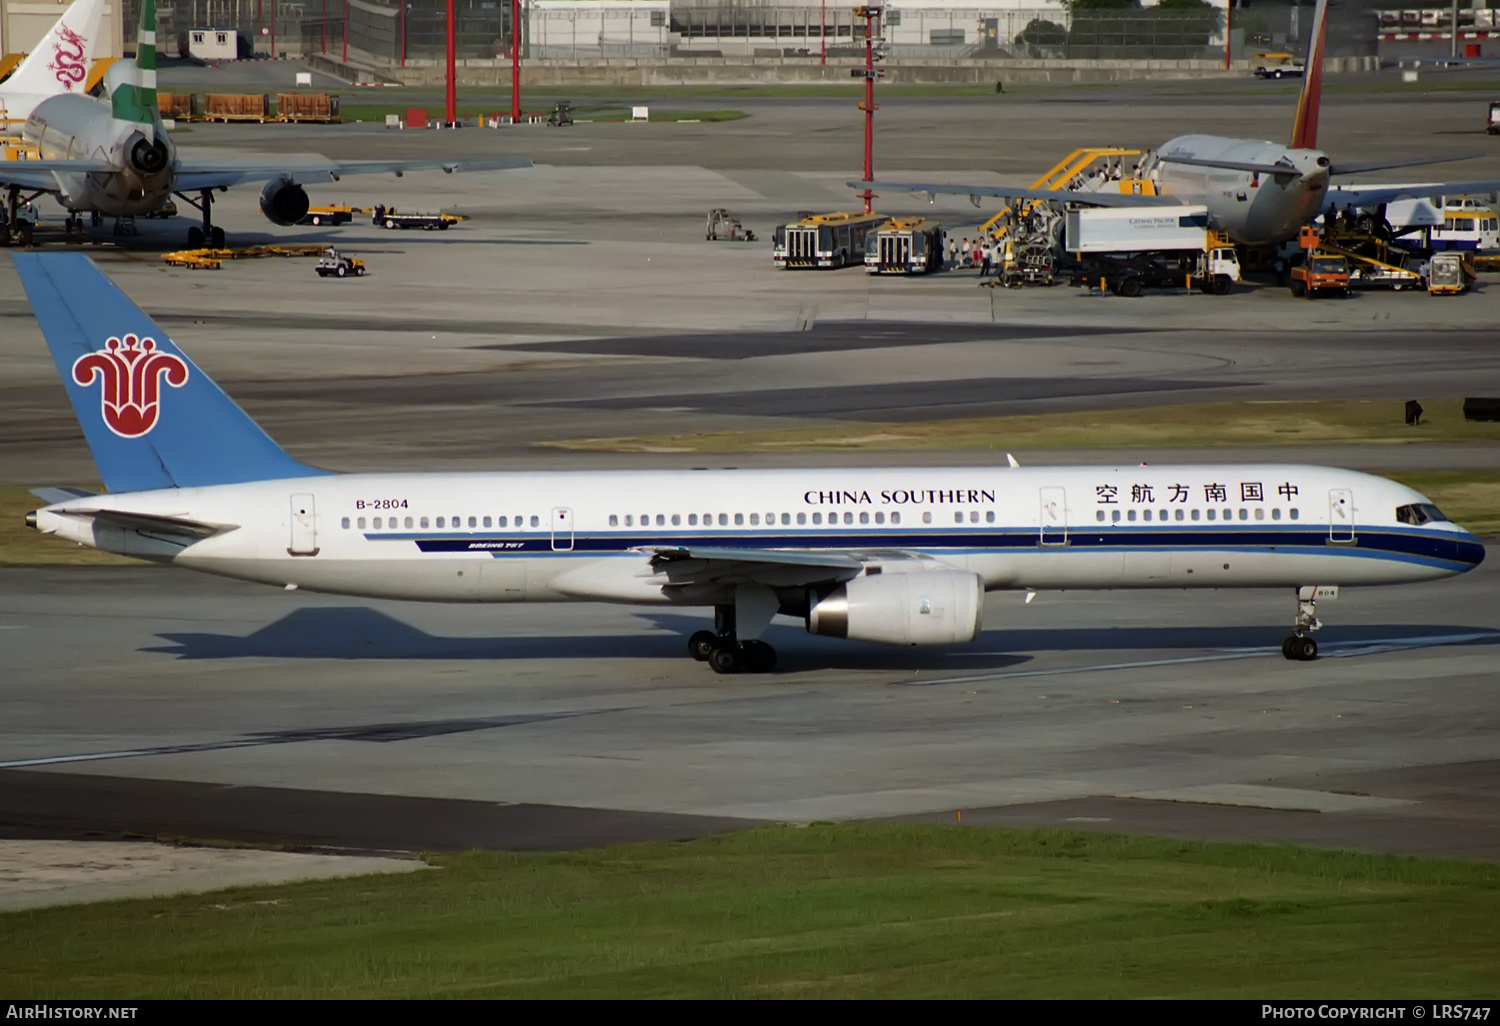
[13,253,328,493]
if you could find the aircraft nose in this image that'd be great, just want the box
[1454,533,1487,571]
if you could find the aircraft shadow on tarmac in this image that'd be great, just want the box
[141,606,1500,672]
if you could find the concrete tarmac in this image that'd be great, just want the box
[1,560,1496,856]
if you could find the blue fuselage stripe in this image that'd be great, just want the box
[362,525,1484,571]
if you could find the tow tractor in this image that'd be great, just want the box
[706,208,757,242]
[371,204,464,231]
[315,247,366,278]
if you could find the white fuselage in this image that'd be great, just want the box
[22,93,175,216]
[1152,135,1332,246]
[33,464,1484,606]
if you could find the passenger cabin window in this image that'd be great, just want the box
[498,516,508,527]
[672,514,681,526]
[609,515,619,527]
[735,513,744,526]
[1111,510,1121,523]
[797,512,807,525]
[530,515,539,527]
[435,517,443,528]
[782,513,791,525]
[1096,510,1106,523]
[342,517,350,529]
[812,512,822,525]
[891,512,901,525]
[404,517,414,529]
[922,511,932,524]
[719,514,729,526]
[483,516,491,528]
[844,512,853,525]
[357,517,366,529]
[1290,509,1299,520]
[750,514,759,526]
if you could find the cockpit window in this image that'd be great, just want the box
[1396,503,1450,526]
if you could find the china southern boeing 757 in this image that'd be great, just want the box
[869,0,1500,247]
[16,254,1484,671]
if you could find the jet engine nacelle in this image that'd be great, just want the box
[128,133,169,174]
[807,570,984,646]
[259,177,310,226]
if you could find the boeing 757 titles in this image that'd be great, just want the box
[0,0,528,246]
[15,253,1484,672]
[867,0,1500,246]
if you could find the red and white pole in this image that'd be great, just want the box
[445,0,457,125]
[857,7,880,213]
[511,0,521,123]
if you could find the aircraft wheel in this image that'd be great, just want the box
[688,630,718,662]
[210,227,226,249]
[1295,636,1318,661]
[740,640,777,674]
[1281,636,1297,660]
[708,644,742,675]
[187,226,205,247]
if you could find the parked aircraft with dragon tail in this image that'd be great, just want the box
[1,0,527,245]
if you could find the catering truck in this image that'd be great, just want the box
[1064,205,1241,296]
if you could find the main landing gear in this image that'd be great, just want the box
[179,189,226,249]
[688,602,778,674]
[1281,585,1324,661]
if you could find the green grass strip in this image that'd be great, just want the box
[2,824,1497,997]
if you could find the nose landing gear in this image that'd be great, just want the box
[1282,585,1325,661]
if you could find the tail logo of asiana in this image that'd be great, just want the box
[71,335,189,438]
[48,25,89,91]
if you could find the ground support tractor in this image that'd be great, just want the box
[706,208,756,242]
[315,248,366,278]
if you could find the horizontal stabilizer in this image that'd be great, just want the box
[858,180,1182,209]
[57,507,232,538]
[1158,153,1303,177]
[1330,154,1478,176]
[29,486,99,504]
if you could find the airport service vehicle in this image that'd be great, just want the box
[865,217,943,274]
[773,211,888,269]
[0,0,526,247]
[0,0,106,136]
[1290,253,1351,297]
[1427,252,1469,294]
[372,205,457,231]
[1253,56,1305,79]
[300,205,360,226]
[869,0,1500,248]
[1426,202,1500,251]
[16,253,1484,670]
[706,208,756,242]
[1065,206,1241,295]
[314,248,365,278]
[1488,101,1500,135]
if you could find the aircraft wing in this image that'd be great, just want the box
[1327,180,1500,209]
[171,157,532,192]
[638,544,868,588]
[860,180,1184,209]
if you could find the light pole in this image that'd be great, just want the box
[853,5,883,214]
[445,0,457,126]
[511,0,521,123]
[821,0,826,66]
